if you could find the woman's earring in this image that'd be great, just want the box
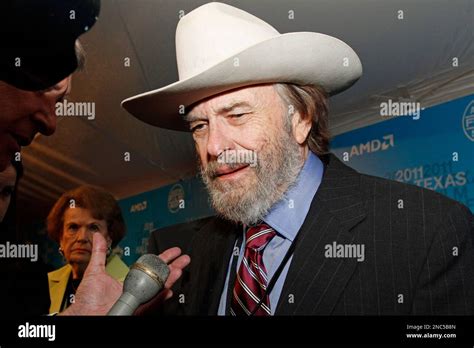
[106,245,112,257]
[58,247,66,262]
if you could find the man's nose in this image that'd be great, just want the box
[31,109,57,136]
[206,123,233,159]
[33,77,70,136]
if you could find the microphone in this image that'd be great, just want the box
[107,254,170,315]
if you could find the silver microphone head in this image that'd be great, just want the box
[123,254,170,304]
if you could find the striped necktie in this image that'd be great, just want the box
[230,223,276,316]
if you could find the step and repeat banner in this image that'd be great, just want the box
[116,177,214,265]
[331,94,474,213]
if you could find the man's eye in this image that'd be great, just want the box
[191,123,207,132]
[56,92,69,103]
[230,113,245,118]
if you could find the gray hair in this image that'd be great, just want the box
[75,40,86,71]
[274,83,330,155]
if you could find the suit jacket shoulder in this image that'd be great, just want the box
[147,216,216,255]
[276,154,474,315]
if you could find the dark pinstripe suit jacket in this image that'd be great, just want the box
[153,154,474,315]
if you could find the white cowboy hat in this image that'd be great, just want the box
[121,2,362,132]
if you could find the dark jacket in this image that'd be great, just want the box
[150,154,474,315]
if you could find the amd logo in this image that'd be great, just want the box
[344,134,395,159]
[130,201,147,213]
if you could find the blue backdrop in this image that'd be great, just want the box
[116,176,214,265]
[331,94,474,213]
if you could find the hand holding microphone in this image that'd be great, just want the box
[61,233,190,316]
[108,254,170,315]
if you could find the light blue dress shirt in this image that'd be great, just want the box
[218,151,324,315]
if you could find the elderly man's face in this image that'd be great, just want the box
[0,77,71,172]
[187,84,310,224]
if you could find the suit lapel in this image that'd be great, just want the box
[185,217,239,315]
[48,264,72,313]
[276,154,367,315]
[206,219,240,315]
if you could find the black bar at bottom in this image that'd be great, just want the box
[0,316,472,345]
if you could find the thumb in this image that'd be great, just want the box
[85,232,107,274]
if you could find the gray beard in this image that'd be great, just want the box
[200,127,304,225]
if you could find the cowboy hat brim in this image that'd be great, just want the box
[121,32,362,132]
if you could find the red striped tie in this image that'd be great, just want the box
[230,223,276,316]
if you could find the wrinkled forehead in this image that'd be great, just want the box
[187,84,280,119]
[62,206,105,224]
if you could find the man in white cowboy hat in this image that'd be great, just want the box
[123,2,474,316]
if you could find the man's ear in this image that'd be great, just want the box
[291,111,312,145]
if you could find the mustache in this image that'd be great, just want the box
[201,150,258,179]
[202,161,250,179]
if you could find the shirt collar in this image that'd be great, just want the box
[263,151,324,242]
